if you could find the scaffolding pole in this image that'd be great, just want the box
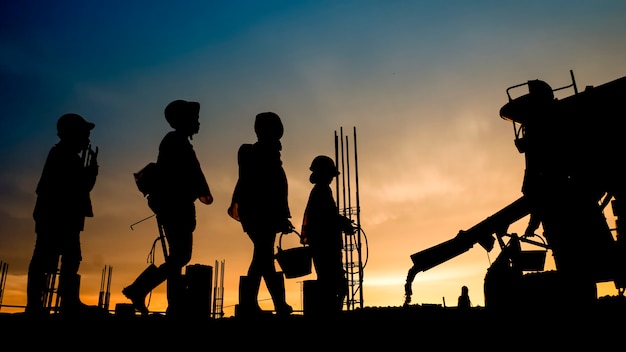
[212,259,225,319]
[335,127,364,310]
[98,265,113,311]
[0,261,8,311]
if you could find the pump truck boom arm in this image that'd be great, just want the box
[404,196,530,305]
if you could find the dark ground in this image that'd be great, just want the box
[1,296,625,349]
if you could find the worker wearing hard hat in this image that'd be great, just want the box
[301,155,354,315]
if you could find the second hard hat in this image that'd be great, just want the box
[310,155,339,176]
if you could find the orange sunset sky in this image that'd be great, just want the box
[1,1,625,316]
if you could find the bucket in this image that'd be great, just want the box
[275,232,312,279]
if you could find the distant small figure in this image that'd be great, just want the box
[458,285,471,310]
[300,155,354,315]
[26,113,99,317]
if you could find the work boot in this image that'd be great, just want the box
[165,271,189,319]
[25,272,49,317]
[122,264,166,316]
[265,272,293,317]
[58,274,105,317]
[237,275,271,318]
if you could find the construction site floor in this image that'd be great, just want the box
[1,297,625,349]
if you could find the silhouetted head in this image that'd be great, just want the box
[309,155,339,184]
[500,79,554,124]
[527,79,554,101]
[310,155,339,176]
[254,112,283,141]
[57,113,95,139]
[461,286,469,295]
[164,99,200,133]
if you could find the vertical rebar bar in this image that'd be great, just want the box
[98,266,106,308]
[0,261,8,311]
[220,260,225,317]
[105,266,112,311]
[353,126,364,308]
[335,126,364,310]
[212,260,218,318]
[335,131,340,210]
[344,133,356,311]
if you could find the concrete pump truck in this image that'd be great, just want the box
[404,71,626,311]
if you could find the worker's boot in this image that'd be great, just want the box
[266,272,293,317]
[335,278,348,313]
[25,272,48,317]
[237,275,270,317]
[122,264,166,316]
[58,274,102,316]
[165,271,188,319]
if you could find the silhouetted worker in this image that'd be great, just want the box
[123,99,213,318]
[228,112,293,317]
[457,285,471,310]
[300,155,353,315]
[502,80,614,307]
[26,113,99,317]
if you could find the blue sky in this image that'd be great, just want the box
[1,1,625,315]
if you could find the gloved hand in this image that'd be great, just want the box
[280,219,294,234]
[199,193,214,205]
[339,215,355,235]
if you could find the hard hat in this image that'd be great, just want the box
[528,79,554,100]
[310,155,339,176]
[57,113,95,137]
[164,99,200,128]
[254,112,283,140]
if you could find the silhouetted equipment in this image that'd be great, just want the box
[129,214,164,261]
[43,259,61,314]
[115,303,135,317]
[134,162,159,197]
[303,279,325,316]
[156,220,169,261]
[212,260,225,319]
[98,265,113,311]
[404,71,626,310]
[0,261,8,311]
[185,264,213,318]
[335,127,367,310]
[81,144,98,168]
[130,214,168,264]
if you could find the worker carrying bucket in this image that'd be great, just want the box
[275,229,312,279]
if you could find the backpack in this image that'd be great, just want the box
[134,162,160,197]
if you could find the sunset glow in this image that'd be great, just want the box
[1,1,625,316]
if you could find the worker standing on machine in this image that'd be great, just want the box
[502,79,615,307]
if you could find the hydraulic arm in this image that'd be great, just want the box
[404,196,530,305]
